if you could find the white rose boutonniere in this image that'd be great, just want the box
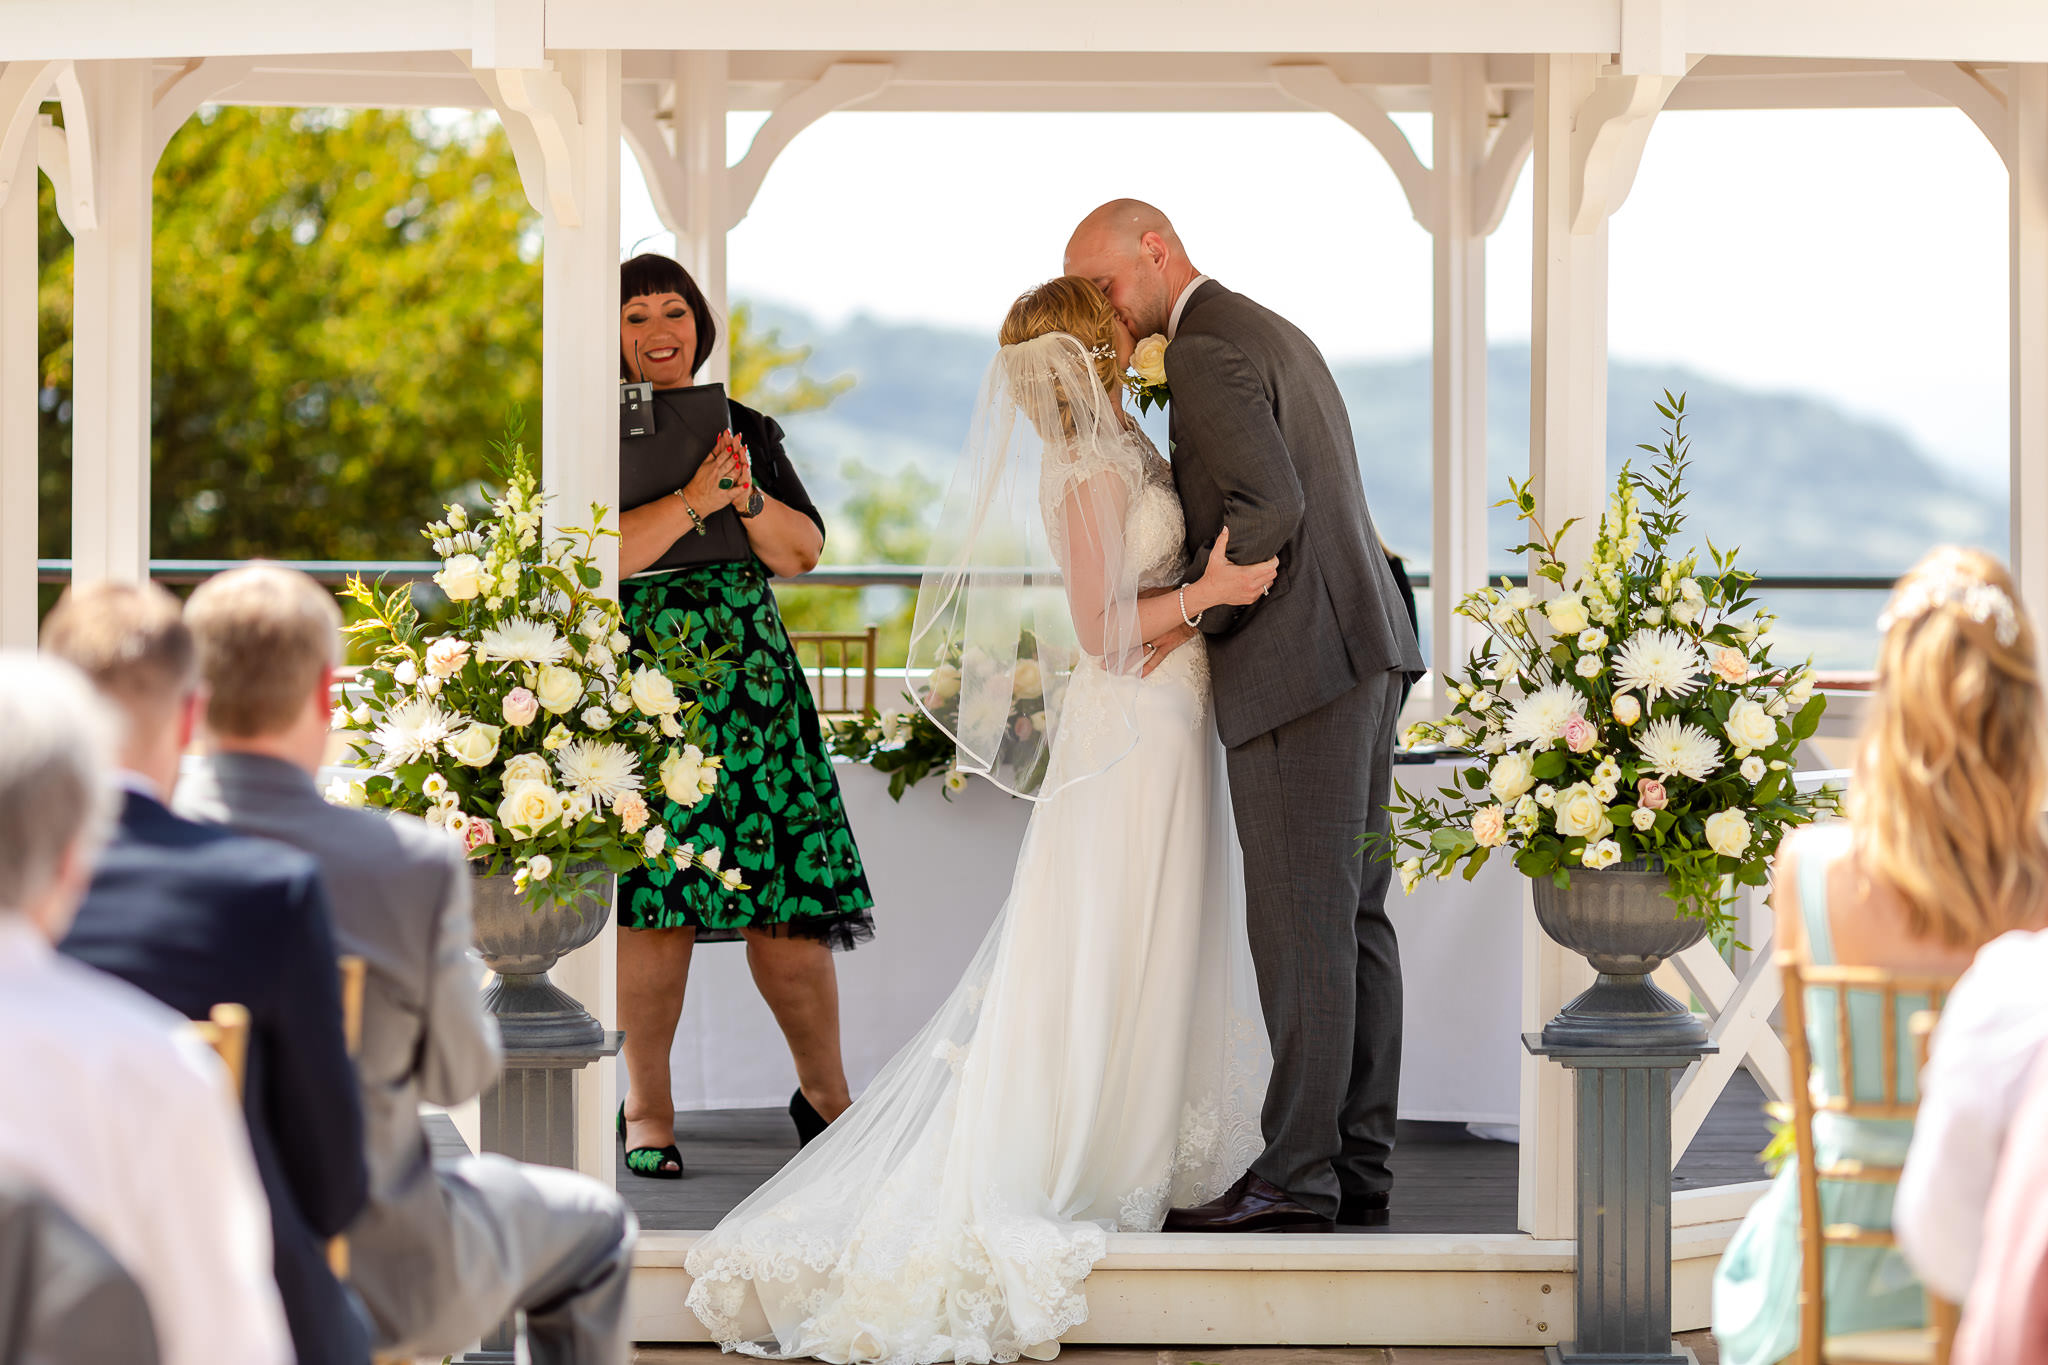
[1124,334,1172,415]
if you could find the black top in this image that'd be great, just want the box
[622,392,825,575]
[61,792,370,1365]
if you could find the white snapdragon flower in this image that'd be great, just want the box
[1398,859,1424,895]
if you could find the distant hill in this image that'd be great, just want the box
[754,299,2003,576]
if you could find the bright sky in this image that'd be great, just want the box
[620,106,2010,494]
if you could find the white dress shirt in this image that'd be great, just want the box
[1166,274,1214,341]
[0,915,292,1365]
[1896,926,2048,1303]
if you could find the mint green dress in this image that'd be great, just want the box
[1711,826,1930,1364]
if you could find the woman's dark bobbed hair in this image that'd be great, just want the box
[620,252,718,380]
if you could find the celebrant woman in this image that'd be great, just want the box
[613,252,875,1180]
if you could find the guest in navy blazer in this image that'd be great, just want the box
[43,581,371,1365]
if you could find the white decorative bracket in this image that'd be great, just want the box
[470,60,586,227]
[1907,61,2011,172]
[1568,59,1698,235]
[620,83,688,233]
[1272,64,1435,233]
[148,55,254,171]
[723,62,892,231]
[0,60,95,232]
[1475,90,1536,236]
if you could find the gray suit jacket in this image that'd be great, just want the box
[1166,280,1424,746]
[176,754,505,1349]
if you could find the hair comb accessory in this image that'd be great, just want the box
[1086,342,1114,361]
[1877,569,2021,647]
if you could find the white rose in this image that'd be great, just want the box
[1612,693,1641,726]
[720,868,745,890]
[1440,725,1471,748]
[1398,858,1424,895]
[659,714,682,738]
[581,705,614,732]
[1632,806,1657,831]
[701,845,722,872]
[1705,809,1754,858]
[1583,838,1623,870]
[526,854,553,882]
[534,664,583,716]
[1725,698,1779,753]
[1576,654,1604,679]
[1552,783,1606,839]
[628,667,681,717]
[1670,600,1701,627]
[1489,752,1535,804]
[392,658,419,688]
[1472,805,1508,848]
[1131,334,1169,385]
[433,553,485,601]
[1679,577,1703,602]
[497,782,564,837]
[609,691,633,714]
[426,636,471,679]
[643,826,668,859]
[1535,784,1557,808]
[445,722,501,768]
[1578,628,1609,653]
[1011,660,1044,700]
[562,792,593,824]
[1645,607,1665,626]
[502,752,551,788]
[1741,755,1767,784]
[1545,594,1590,635]
[611,632,630,654]
[324,778,367,809]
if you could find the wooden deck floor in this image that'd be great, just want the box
[604,1071,1771,1233]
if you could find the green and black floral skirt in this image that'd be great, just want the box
[618,560,876,949]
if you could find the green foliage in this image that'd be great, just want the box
[823,708,959,802]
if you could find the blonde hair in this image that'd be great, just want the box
[185,565,342,738]
[40,580,198,714]
[1000,277,1121,395]
[1851,546,2048,949]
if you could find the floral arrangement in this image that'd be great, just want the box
[824,633,1057,800]
[1374,394,1841,937]
[333,425,742,908]
[1124,334,1171,415]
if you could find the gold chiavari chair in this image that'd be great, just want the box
[329,954,368,1280]
[190,1002,252,1098]
[1780,955,1960,1365]
[787,626,881,719]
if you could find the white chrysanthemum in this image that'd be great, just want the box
[476,616,570,666]
[371,696,460,768]
[1612,629,1706,701]
[553,738,641,807]
[1503,682,1583,748]
[1634,716,1723,782]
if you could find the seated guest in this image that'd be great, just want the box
[1895,923,2048,1303]
[1713,548,2048,1365]
[44,582,370,1365]
[0,1175,161,1365]
[1946,1048,2048,1364]
[0,652,290,1365]
[177,565,636,1365]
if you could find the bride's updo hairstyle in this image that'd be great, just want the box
[1853,546,2048,948]
[999,277,1120,394]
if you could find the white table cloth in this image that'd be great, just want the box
[657,759,1524,1127]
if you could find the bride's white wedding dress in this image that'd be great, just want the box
[684,346,1271,1365]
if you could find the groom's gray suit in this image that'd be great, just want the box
[1166,279,1424,1219]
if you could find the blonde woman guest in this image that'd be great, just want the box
[1712,547,2048,1365]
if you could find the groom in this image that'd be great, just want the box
[1067,201,1425,1233]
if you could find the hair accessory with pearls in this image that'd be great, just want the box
[1085,342,1113,361]
[1877,569,2021,647]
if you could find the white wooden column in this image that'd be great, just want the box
[2013,64,2048,668]
[68,59,151,586]
[1,100,37,647]
[1430,54,1491,687]
[674,50,730,385]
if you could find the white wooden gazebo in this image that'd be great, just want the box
[5,0,2048,1346]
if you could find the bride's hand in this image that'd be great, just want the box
[1195,527,1279,608]
[1143,623,1197,675]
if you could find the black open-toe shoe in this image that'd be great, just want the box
[790,1089,830,1146]
[618,1104,685,1180]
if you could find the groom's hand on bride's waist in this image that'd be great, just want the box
[1143,623,1199,675]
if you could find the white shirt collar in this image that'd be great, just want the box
[1166,274,1213,341]
[0,914,51,968]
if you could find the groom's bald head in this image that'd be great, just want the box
[1064,199,1200,342]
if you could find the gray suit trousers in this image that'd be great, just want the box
[1225,668,1406,1219]
[406,1155,636,1365]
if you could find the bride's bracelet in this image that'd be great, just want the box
[1178,585,1204,630]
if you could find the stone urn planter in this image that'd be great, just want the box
[1530,859,1710,1050]
[470,865,610,1050]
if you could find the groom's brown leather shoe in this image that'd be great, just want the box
[1161,1172,1335,1234]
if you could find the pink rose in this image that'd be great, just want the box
[462,817,496,857]
[503,687,539,727]
[1637,778,1669,811]
[1711,647,1750,685]
[1563,713,1598,753]
[615,791,650,835]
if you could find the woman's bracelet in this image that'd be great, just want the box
[673,489,708,535]
[1178,585,1205,629]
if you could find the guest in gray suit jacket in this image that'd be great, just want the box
[1069,202,1425,1233]
[174,565,636,1365]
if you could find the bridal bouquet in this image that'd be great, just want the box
[1377,394,1840,937]
[333,426,740,909]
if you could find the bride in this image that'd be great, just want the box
[684,276,1275,1364]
